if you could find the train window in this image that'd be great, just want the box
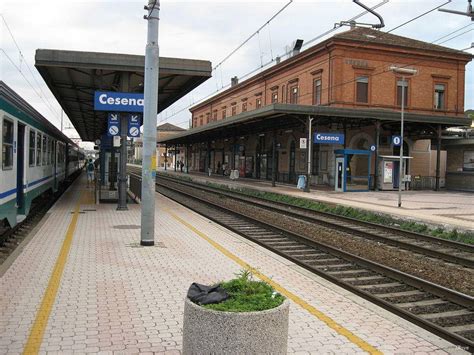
[51,140,55,164]
[2,118,14,170]
[37,133,42,165]
[29,129,36,166]
[42,135,47,165]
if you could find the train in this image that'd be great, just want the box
[0,81,85,228]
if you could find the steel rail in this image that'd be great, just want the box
[153,177,474,352]
[150,171,474,267]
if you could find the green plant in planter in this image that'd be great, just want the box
[204,269,285,312]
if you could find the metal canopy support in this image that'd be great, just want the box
[118,72,130,211]
[272,130,276,187]
[185,144,189,173]
[374,120,380,191]
[305,116,313,193]
[140,0,160,247]
[174,144,177,171]
[436,124,442,191]
[164,144,168,170]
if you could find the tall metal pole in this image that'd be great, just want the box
[118,73,130,211]
[305,116,313,192]
[140,0,160,246]
[398,75,405,208]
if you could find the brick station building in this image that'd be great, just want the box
[160,27,472,191]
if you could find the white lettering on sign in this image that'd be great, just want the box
[316,134,340,141]
[98,93,144,108]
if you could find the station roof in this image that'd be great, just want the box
[35,49,212,141]
[159,103,472,145]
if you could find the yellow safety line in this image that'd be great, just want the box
[168,210,382,355]
[23,189,82,355]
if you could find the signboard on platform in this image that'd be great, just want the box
[94,91,144,112]
[107,113,120,137]
[299,138,307,149]
[313,132,344,145]
[128,114,142,138]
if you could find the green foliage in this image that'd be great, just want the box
[202,181,474,245]
[203,269,285,312]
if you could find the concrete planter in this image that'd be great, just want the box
[182,298,289,354]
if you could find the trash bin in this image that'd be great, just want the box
[297,175,306,190]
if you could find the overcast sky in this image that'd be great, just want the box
[2,0,473,147]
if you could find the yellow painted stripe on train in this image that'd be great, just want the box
[168,210,382,355]
[23,190,82,355]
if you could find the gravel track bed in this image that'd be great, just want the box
[168,183,474,296]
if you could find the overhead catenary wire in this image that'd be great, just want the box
[160,1,468,127]
[158,0,390,124]
[1,15,62,125]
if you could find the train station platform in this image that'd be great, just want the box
[159,169,474,233]
[0,174,468,354]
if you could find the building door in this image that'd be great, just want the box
[335,157,344,192]
[289,140,296,183]
[16,124,25,213]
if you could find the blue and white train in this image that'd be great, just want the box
[0,81,84,228]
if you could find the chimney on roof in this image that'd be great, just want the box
[350,20,356,29]
[275,56,281,64]
[231,76,239,87]
[292,39,304,56]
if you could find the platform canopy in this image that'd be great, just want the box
[158,103,472,145]
[35,49,212,141]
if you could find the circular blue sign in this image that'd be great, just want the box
[370,144,376,152]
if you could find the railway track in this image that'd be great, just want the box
[128,166,474,269]
[0,171,82,264]
[127,167,474,350]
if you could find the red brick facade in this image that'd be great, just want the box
[191,28,471,127]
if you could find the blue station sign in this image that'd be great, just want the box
[313,132,345,145]
[94,91,144,112]
[127,114,142,138]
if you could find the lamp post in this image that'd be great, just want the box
[389,66,417,208]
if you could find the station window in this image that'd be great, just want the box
[242,102,247,112]
[206,113,210,124]
[50,139,54,164]
[396,79,409,107]
[193,117,197,127]
[29,129,36,166]
[199,116,203,126]
[289,86,298,104]
[356,76,369,103]
[222,109,226,119]
[231,105,236,116]
[271,91,278,103]
[36,133,42,166]
[42,135,47,165]
[434,84,446,110]
[2,118,14,170]
[256,97,262,109]
[213,111,217,121]
[463,150,474,171]
[314,79,322,106]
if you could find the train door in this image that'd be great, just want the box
[17,123,25,213]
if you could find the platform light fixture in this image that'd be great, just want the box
[389,66,417,208]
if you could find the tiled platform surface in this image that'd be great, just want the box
[159,169,474,232]
[0,176,469,354]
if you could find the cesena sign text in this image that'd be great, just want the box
[313,132,345,145]
[94,91,144,112]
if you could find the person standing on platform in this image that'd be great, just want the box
[86,158,95,187]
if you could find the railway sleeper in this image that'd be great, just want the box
[358,282,403,290]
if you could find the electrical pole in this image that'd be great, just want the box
[140,0,160,246]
